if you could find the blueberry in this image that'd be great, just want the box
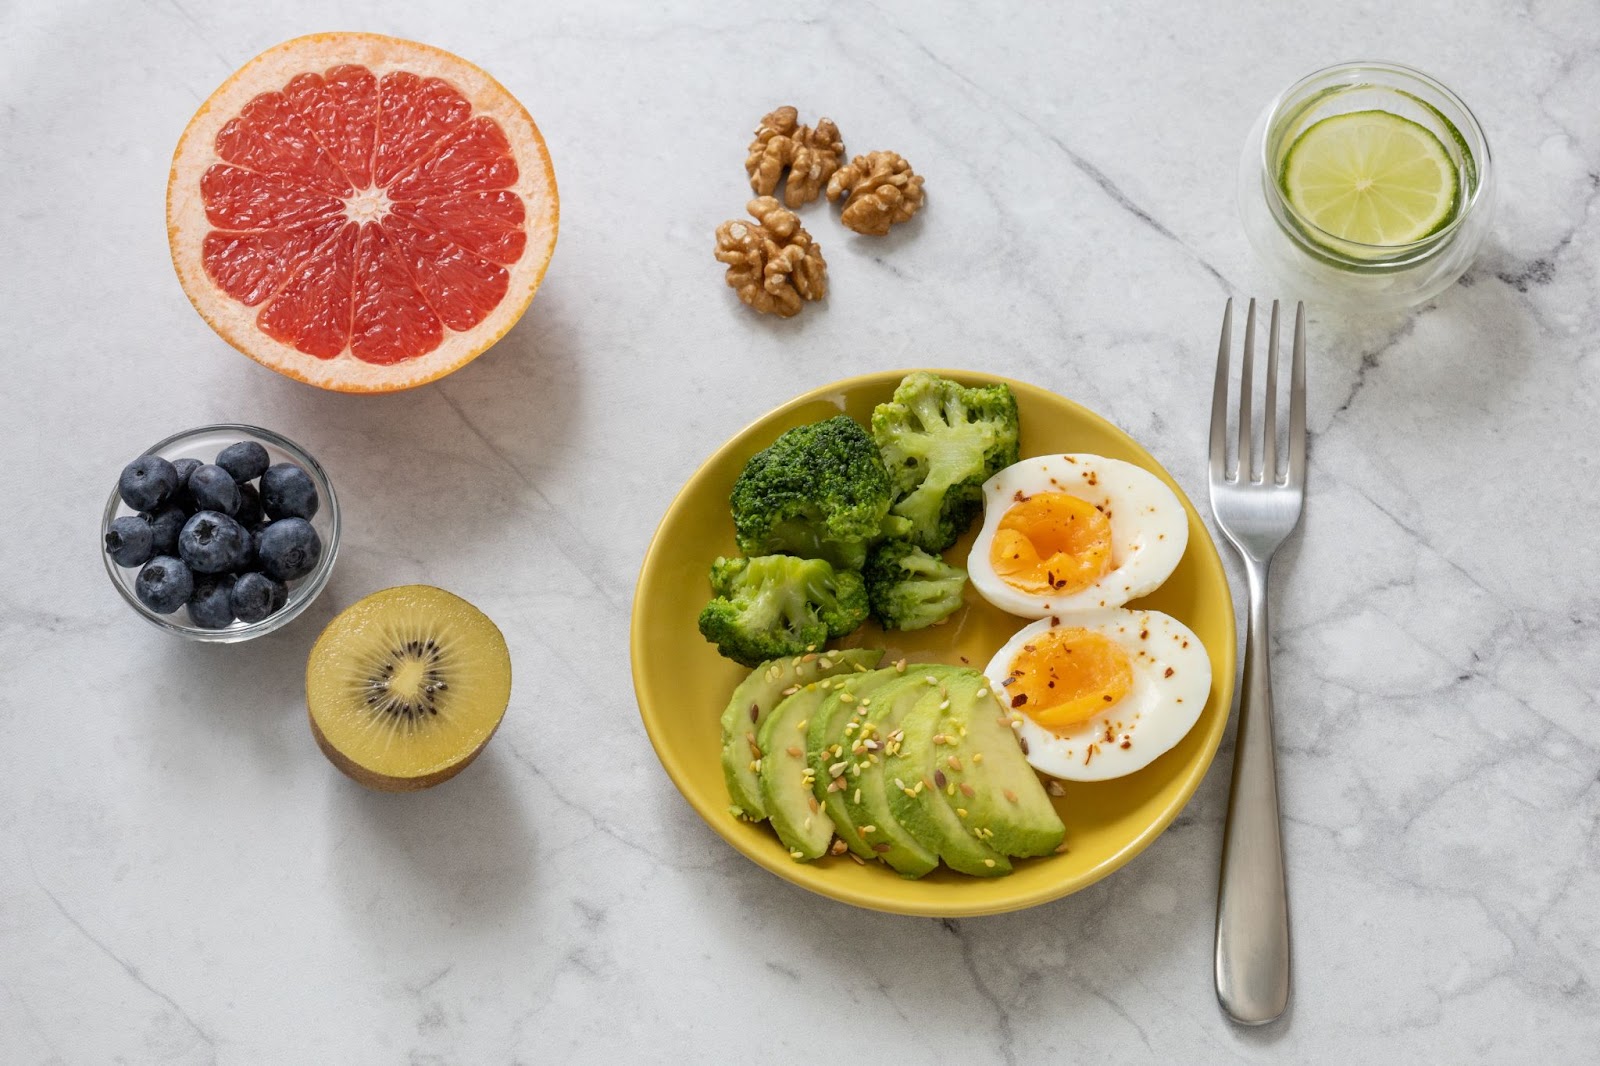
[179,511,251,574]
[118,456,178,512]
[104,515,154,567]
[172,457,202,493]
[170,457,203,509]
[188,464,241,515]
[135,556,194,614]
[231,572,288,623]
[229,534,256,572]
[256,517,322,581]
[187,574,238,629]
[216,441,270,482]
[143,506,187,555]
[236,483,265,530]
[260,463,319,520]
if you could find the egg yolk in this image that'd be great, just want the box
[1001,627,1133,730]
[989,492,1113,595]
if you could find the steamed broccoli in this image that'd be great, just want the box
[864,539,969,631]
[871,372,1020,552]
[729,415,894,570]
[697,554,871,667]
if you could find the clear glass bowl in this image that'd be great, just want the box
[101,424,340,642]
[1239,61,1495,312]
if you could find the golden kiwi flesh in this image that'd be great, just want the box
[306,585,512,792]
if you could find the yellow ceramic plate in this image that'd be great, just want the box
[631,371,1235,917]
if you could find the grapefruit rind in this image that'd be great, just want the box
[167,32,558,393]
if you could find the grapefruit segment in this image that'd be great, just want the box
[214,93,353,196]
[282,66,380,187]
[257,223,358,359]
[169,33,558,392]
[388,117,519,200]
[384,213,509,332]
[201,217,346,306]
[200,165,346,230]
[351,223,444,365]
[390,191,526,264]
[372,70,473,187]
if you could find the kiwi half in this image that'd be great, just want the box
[306,585,512,792]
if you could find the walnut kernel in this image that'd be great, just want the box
[745,106,845,209]
[826,151,925,236]
[714,197,828,318]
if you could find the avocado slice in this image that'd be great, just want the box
[834,668,961,878]
[805,667,910,859]
[929,671,1066,857]
[886,674,1013,877]
[758,677,850,860]
[720,648,883,821]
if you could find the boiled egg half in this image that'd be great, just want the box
[968,454,1187,618]
[983,608,1211,781]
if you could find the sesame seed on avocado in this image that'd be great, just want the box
[720,649,883,822]
[918,670,1066,858]
[835,668,966,878]
[887,672,1021,877]
[758,679,852,860]
[805,668,912,862]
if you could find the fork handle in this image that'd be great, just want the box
[1214,557,1290,1025]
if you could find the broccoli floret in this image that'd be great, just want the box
[871,372,1020,552]
[697,554,870,667]
[729,415,894,570]
[864,539,969,631]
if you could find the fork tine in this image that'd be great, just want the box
[1287,301,1307,487]
[1263,300,1280,484]
[1237,299,1256,482]
[1210,298,1233,481]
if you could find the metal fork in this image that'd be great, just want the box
[1208,298,1305,1025]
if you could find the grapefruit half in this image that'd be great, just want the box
[167,33,558,392]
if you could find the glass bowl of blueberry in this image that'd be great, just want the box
[101,424,340,642]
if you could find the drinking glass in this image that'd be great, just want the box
[1239,61,1494,312]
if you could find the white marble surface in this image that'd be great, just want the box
[3,0,1598,1061]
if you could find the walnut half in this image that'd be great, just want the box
[714,197,828,318]
[826,151,925,236]
[745,106,845,209]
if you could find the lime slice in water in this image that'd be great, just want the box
[1281,110,1459,250]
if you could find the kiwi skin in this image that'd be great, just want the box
[308,712,503,793]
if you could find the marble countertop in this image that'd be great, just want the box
[4,0,1597,1061]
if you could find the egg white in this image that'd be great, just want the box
[967,454,1188,618]
[982,609,1212,782]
